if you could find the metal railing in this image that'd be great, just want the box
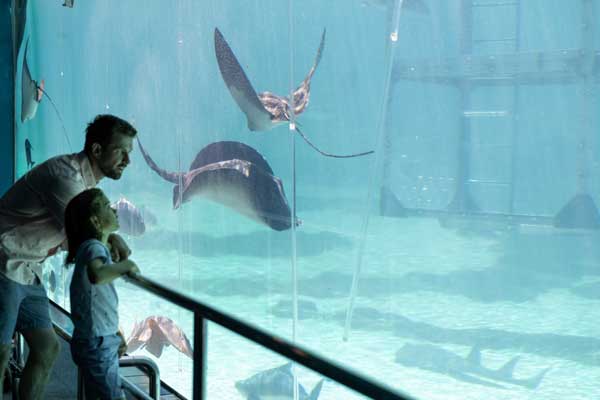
[124,273,415,400]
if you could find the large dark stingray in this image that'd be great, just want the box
[138,139,296,231]
[214,28,374,159]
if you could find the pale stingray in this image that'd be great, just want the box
[21,38,44,123]
[214,28,373,159]
[126,316,193,359]
[138,139,296,231]
[20,38,73,150]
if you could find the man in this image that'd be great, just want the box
[0,114,137,399]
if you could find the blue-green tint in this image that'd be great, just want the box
[18,1,600,399]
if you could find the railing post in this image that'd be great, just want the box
[193,312,207,400]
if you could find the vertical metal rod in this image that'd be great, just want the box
[192,313,207,400]
[344,0,405,341]
[577,0,595,195]
[448,0,478,212]
[287,3,300,400]
[508,0,522,213]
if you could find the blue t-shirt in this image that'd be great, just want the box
[70,239,119,339]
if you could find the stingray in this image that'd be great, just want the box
[138,139,297,231]
[214,28,373,159]
[20,38,73,150]
[111,197,146,236]
[21,38,44,123]
[126,316,193,359]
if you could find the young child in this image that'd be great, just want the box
[64,188,139,400]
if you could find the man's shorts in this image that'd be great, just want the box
[70,334,125,400]
[0,272,52,345]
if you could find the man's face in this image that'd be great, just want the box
[96,132,134,180]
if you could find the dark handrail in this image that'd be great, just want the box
[125,273,415,400]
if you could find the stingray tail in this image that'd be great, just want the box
[38,87,73,152]
[137,138,183,184]
[294,126,374,158]
[308,28,326,80]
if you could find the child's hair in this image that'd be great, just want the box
[65,188,105,264]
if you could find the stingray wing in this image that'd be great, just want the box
[137,138,182,184]
[126,320,148,353]
[188,141,274,175]
[291,29,326,116]
[21,38,41,123]
[155,316,194,359]
[180,159,293,231]
[214,28,273,131]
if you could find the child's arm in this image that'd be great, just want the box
[87,258,139,285]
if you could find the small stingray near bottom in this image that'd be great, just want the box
[235,363,324,400]
[138,139,297,231]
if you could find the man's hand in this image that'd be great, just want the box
[117,330,128,358]
[107,233,131,262]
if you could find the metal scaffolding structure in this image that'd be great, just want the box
[381,0,600,229]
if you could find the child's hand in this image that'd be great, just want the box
[108,233,131,262]
[126,260,140,277]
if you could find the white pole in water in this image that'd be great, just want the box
[343,0,405,341]
[288,1,299,400]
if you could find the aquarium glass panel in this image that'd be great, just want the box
[18,0,600,399]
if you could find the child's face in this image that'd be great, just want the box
[93,194,119,234]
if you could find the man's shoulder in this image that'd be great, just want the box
[37,152,83,180]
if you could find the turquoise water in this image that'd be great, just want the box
[18,1,600,399]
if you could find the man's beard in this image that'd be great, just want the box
[101,165,123,180]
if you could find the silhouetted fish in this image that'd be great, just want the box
[138,139,296,231]
[127,316,193,359]
[214,28,373,159]
[235,363,324,400]
[25,138,35,169]
[111,197,146,236]
[63,0,74,7]
[395,343,549,389]
[21,38,44,123]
